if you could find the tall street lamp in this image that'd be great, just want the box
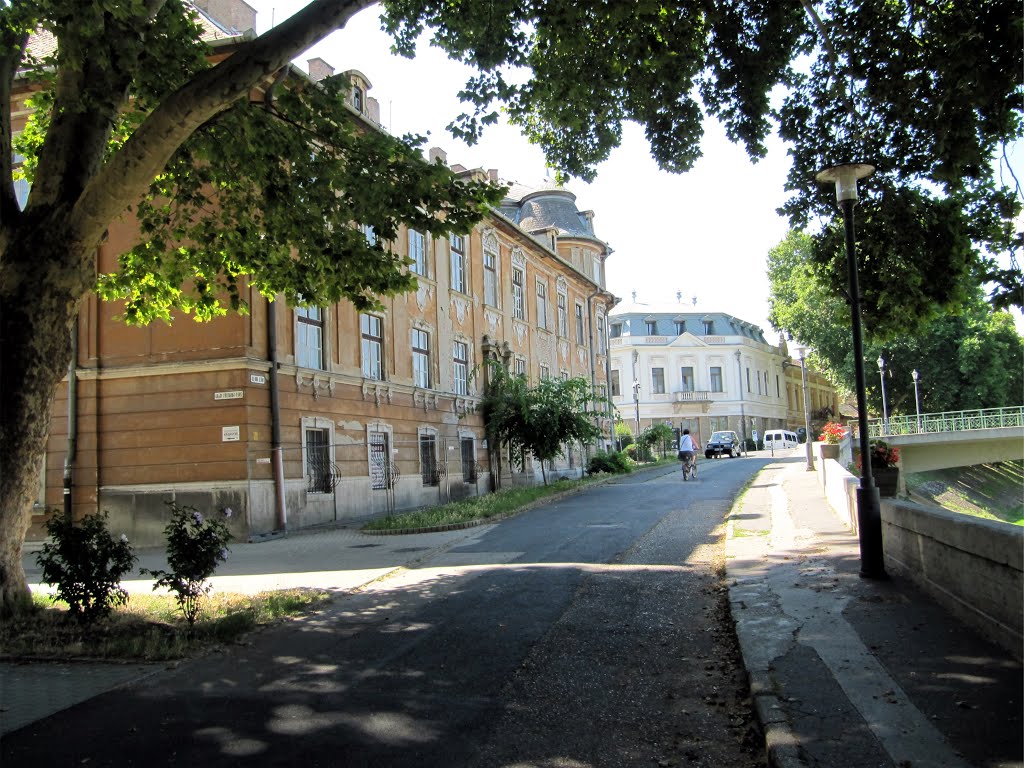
[877,355,889,435]
[816,162,886,579]
[734,350,746,449]
[795,344,815,472]
[632,349,641,438]
[912,369,921,433]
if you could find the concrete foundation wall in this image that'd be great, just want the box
[881,501,1023,658]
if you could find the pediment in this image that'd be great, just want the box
[668,332,710,348]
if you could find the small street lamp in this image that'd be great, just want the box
[816,161,886,579]
[734,350,746,449]
[912,369,921,433]
[795,344,815,472]
[877,355,889,435]
[632,379,641,439]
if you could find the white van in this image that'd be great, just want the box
[763,430,798,449]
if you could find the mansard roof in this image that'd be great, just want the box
[609,301,768,343]
[498,179,602,243]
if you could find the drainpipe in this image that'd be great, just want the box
[63,318,78,521]
[263,68,290,533]
[586,287,603,455]
[268,299,287,532]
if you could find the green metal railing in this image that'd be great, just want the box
[866,406,1024,438]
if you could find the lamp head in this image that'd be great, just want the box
[912,369,919,381]
[876,355,885,370]
[816,163,875,202]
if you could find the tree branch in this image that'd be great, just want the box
[69,0,375,250]
[798,0,861,128]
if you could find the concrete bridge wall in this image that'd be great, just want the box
[814,450,1023,658]
[863,427,1024,474]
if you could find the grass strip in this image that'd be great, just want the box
[1,588,332,662]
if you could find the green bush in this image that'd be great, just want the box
[36,511,138,625]
[587,450,632,475]
[143,502,232,626]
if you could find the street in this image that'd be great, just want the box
[2,457,773,767]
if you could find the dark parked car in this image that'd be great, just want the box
[705,430,743,459]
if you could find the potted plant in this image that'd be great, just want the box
[818,422,845,460]
[855,440,901,497]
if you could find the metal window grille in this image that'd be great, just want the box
[420,434,438,486]
[305,428,332,493]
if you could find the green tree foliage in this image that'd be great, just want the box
[480,365,600,485]
[768,230,1024,415]
[382,0,1022,334]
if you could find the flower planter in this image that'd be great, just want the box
[873,466,899,497]
[820,444,840,460]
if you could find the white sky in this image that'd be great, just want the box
[246,2,1022,337]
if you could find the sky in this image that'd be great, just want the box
[246,2,1021,338]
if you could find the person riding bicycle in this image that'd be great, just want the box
[679,429,697,480]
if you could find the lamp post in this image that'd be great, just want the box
[877,355,889,435]
[816,162,886,579]
[631,349,641,439]
[734,350,746,451]
[795,344,814,471]
[912,369,921,433]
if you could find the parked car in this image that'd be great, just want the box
[705,430,743,459]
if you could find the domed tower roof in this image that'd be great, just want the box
[499,179,600,242]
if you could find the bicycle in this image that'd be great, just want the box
[681,452,697,480]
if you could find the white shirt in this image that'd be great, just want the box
[679,434,695,451]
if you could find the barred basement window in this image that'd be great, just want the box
[305,427,332,493]
[420,433,438,486]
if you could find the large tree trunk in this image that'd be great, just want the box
[0,230,85,617]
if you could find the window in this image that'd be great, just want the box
[557,292,568,337]
[484,236,498,305]
[710,366,723,393]
[512,265,526,320]
[652,367,666,394]
[643,320,655,335]
[296,305,324,370]
[575,303,585,345]
[560,370,570,381]
[597,315,606,354]
[305,427,332,494]
[680,366,694,392]
[776,375,781,398]
[756,370,762,395]
[611,369,621,397]
[461,437,476,482]
[450,234,466,293]
[540,364,550,379]
[711,415,729,432]
[675,320,685,335]
[746,367,751,393]
[420,433,438,486]
[369,431,391,490]
[536,280,548,330]
[765,371,769,395]
[453,341,468,395]
[703,320,714,335]
[412,328,430,388]
[610,322,622,339]
[409,229,427,276]
[360,314,383,380]
[352,85,364,112]
[361,224,377,247]
[593,255,602,285]
[514,357,527,377]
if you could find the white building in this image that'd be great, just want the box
[608,300,789,448]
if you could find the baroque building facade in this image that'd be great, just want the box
[27,2,615,546]
[608,301,839,448]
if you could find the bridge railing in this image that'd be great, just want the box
[865,406,1024,438]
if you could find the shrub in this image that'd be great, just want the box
[143,502,232,626]
[587,450,632,475]
[36,511,138,625]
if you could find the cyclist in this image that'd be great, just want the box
[679,429,697,480]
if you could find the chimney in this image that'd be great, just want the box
[428,147,448,166]
[451,164,468,174]
[192,0,256,34]
[307,57,335,83]
[488,168,499,182]
[366,96,381,125]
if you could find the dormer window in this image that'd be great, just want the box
[352,85,364,113]
[674,320,685,335]
[702,320,714,335]
[645,320,657,335]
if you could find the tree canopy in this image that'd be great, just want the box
[383,0,1022,336]
[479,366,600,485]
[768,229,1024,415]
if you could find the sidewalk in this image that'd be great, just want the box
[726,453,1023,768]
[1,523,480,736]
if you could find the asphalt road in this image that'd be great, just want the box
[2,456,772,768]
